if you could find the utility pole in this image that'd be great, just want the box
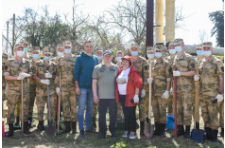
[12,14,15,55]
[6,21,9,53]
[146,0,154,49]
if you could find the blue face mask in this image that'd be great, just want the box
[175,46,182,53]
[203,51,211,57]
[116,57,122,62]
[147,54,154,59]
[97,56,102,60]
[64,49,71,54]
[169,49,176,55]
[57,52,64,57]
[32,54,39,59]
[155,52,162,58]
[24,48,28,53]
[44,56,51,61]
[131,51,138,56]
[196,50,203,56]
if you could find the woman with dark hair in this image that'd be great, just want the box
[115,56,143,139]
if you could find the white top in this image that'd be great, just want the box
[117,67,130,95]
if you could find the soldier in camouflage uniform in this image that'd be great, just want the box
[172,38,197,138]
[2,52,8,101]
[165,41,176,115]
[150,45,172,136]
[27,46,41,128]
[129,43,148,136]
[55,41,77,134]
[33,47,57,131]
[199,42,224,142]
[4,43,32,137]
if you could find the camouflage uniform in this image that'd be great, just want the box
[165,55,175,114]
[131,56,148,122]
[33,60,57,121]
[152,58,172,124]
[199,56,224,130]
[2,52,8,101]
[4,58,32,124]
[172,52,197,125]
[55,54,77,122]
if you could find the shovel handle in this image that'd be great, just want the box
[21,80,24,136]
[174,67,177,138]
[148,62,152,120]
[47,85,51,124]
[57,72,61,131]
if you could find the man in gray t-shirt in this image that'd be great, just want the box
[92,50,119,138]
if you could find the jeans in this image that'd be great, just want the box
[120,95,136,132]
[78,88,93,130]
[99,99,117,134]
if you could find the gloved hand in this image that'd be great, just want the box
[56,87,60,95]
[19,72,31,78]
[170,87,173,95]
[162,90,169,99]
[17,75,25,80]
[213,94,223,103]
[40,79,50,85]
[45,72,52,78]
[133,95,139,103]
[147,78,153,84]
[173,70,181,77]
[141,89,146,97]
[194,75,200,81]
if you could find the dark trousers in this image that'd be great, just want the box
[99,99,117,134]
[119,95,136,132]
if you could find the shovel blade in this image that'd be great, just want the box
[45,124,56,137]
[144,123,154,138]
[191,129,205,143]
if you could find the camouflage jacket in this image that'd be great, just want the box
[199,56,224,97]
[172,52,197,94]
[131,56,148,86]
[152,58,172,96]
[2,52,8,90]
[33,60,57,94]
[4,58,32,94]
[55,54,76,92]
[28,59,38,91]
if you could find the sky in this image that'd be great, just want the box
[1,0,224,50]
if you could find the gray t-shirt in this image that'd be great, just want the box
[92,63,119,99]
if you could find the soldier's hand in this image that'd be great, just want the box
[93,95,99,104]
[162,90,169,99]
[45,72,52,78]
[170,87,173,95]
[40,79,50,85]
[194,75,200,81]
[141,89,146,97]
[56,87,61,95]
[173,70,181,77]
[76,87,81,95]
[17,75,25,80]
[133,95,139,103]
[147,78,153,84]
[214,94,223,103]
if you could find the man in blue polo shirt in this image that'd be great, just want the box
[74,41,99,138]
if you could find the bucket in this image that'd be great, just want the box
[166,115,175,130]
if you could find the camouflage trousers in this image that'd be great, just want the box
[61,91,77,122]
[92,103,98,119]
[138,94,146,122]
[177,93,193,126]
[28,91,36,118]
[167,94,173,115]
[15,99,21,117]
[200,96,220,130]
[219,100,224,128]
[36,94,56,121]
[152,96,167,124]
[144,85,150,116]
[117,102,123,120]
[7,93,29,124]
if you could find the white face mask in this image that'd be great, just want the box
[17,51,25,57]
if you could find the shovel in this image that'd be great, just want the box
[45,84,56,137]
[144,61,154,138]
[21,80,24,136]
[174,67,177,137]
[56,72,63,135]
[191,69,204,143]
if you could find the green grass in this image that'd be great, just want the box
[2,101,224,148]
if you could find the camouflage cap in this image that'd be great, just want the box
[117,50,123,55]
[131,43,140,49]
[154,43,165,52]
[174,38,184,45]
[42,47,52,54]
[147,46,154,52]
[202,42,212,48]
[20,40,28,46]
[63,41,72,47]
[31,46,40,53]
[14,43,24,50]
[196,44,202,50]
[168,41,174,47]
[56,44,64,50]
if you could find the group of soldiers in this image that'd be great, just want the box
[2,38,224,142]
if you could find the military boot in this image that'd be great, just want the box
[184,125,191,138]
[71,122,77,134]
[61,121,71,134]
[13,116,21,130]
[5,124,14,137]
[159,123,166,137]
[37,121,45,132]
[23,122,31,134]
[211,129,218,142]
[140,121,145,136]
